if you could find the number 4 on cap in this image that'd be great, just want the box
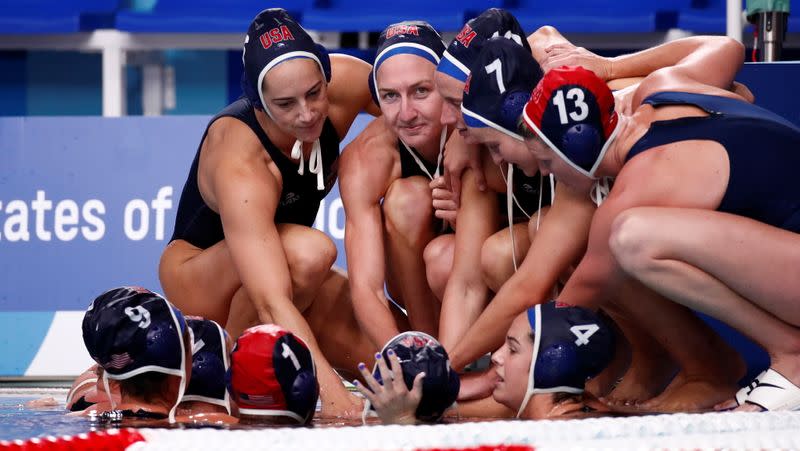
[570,324,599,346]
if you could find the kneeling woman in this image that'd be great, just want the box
[522,49,800,411]
[158,8,378,416]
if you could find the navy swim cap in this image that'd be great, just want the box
[82,286,189,423]
[183,317,230,414]
[241,8,331,112]
[437,8,529,83]
[517,300,615,417]
[370,20,445,106]
[370,331,460,422]
[82,286,187,380]
[462,37,543,140]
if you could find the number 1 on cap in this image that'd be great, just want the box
[282,342,301,371]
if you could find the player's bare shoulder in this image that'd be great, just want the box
[327,53,376,115]
[341,117,398,171]
[203,116,264,162]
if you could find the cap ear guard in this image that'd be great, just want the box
[499,90,532,135]
[183,318,231,414]
[241,71,264,111]
[562,123,603,170]
[315,43,332,83]
[277,334,319,424]
[288,369,319,423]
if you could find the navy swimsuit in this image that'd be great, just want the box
[170,97,340,248]
[626,92,800,232]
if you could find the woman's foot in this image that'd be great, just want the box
[602,350,677,407]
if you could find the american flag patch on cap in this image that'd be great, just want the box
[107,352,133,369]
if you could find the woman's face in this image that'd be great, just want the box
[491,311,534,411]
[468,126,539,176]
[376,54,444,150]
[434,71,476,143]
[262,58,329,142]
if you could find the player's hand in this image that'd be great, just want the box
[430,176,458,227]
[318,391,365,419]
[613,85,637,116]
[541,44,612,80]
[457,367,498,401]
[354,351,424,425]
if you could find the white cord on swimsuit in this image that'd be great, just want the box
[291,138,325,191]
[501,164,555,272]
[399,127,447,181]
[591,176,612,207]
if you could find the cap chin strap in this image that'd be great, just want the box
[291,139,325,191]
[399,127,446,181]
[590,176,613,207]
[500,165,552,272]
[168,325,191,423]
[506,163,518,271]
[103,371,115,411]
[517,304,542,418]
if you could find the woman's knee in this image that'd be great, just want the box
[285,228,337,278]
[609,208,661,274]
[481,234,512,291]
[423,236,453,298]
[383,177,434,239]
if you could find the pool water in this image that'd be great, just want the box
[0,393,372,442]
[0,396,92,441]
[5,393,800,450]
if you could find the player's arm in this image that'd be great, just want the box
[328,53,381,130]
[449,182,595,370]
[438,162,499,352]
[207,119,358,414]
[611,36,744,84]
[340,119,399,349]
[537,34,744,96]
[631,37,746,107]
